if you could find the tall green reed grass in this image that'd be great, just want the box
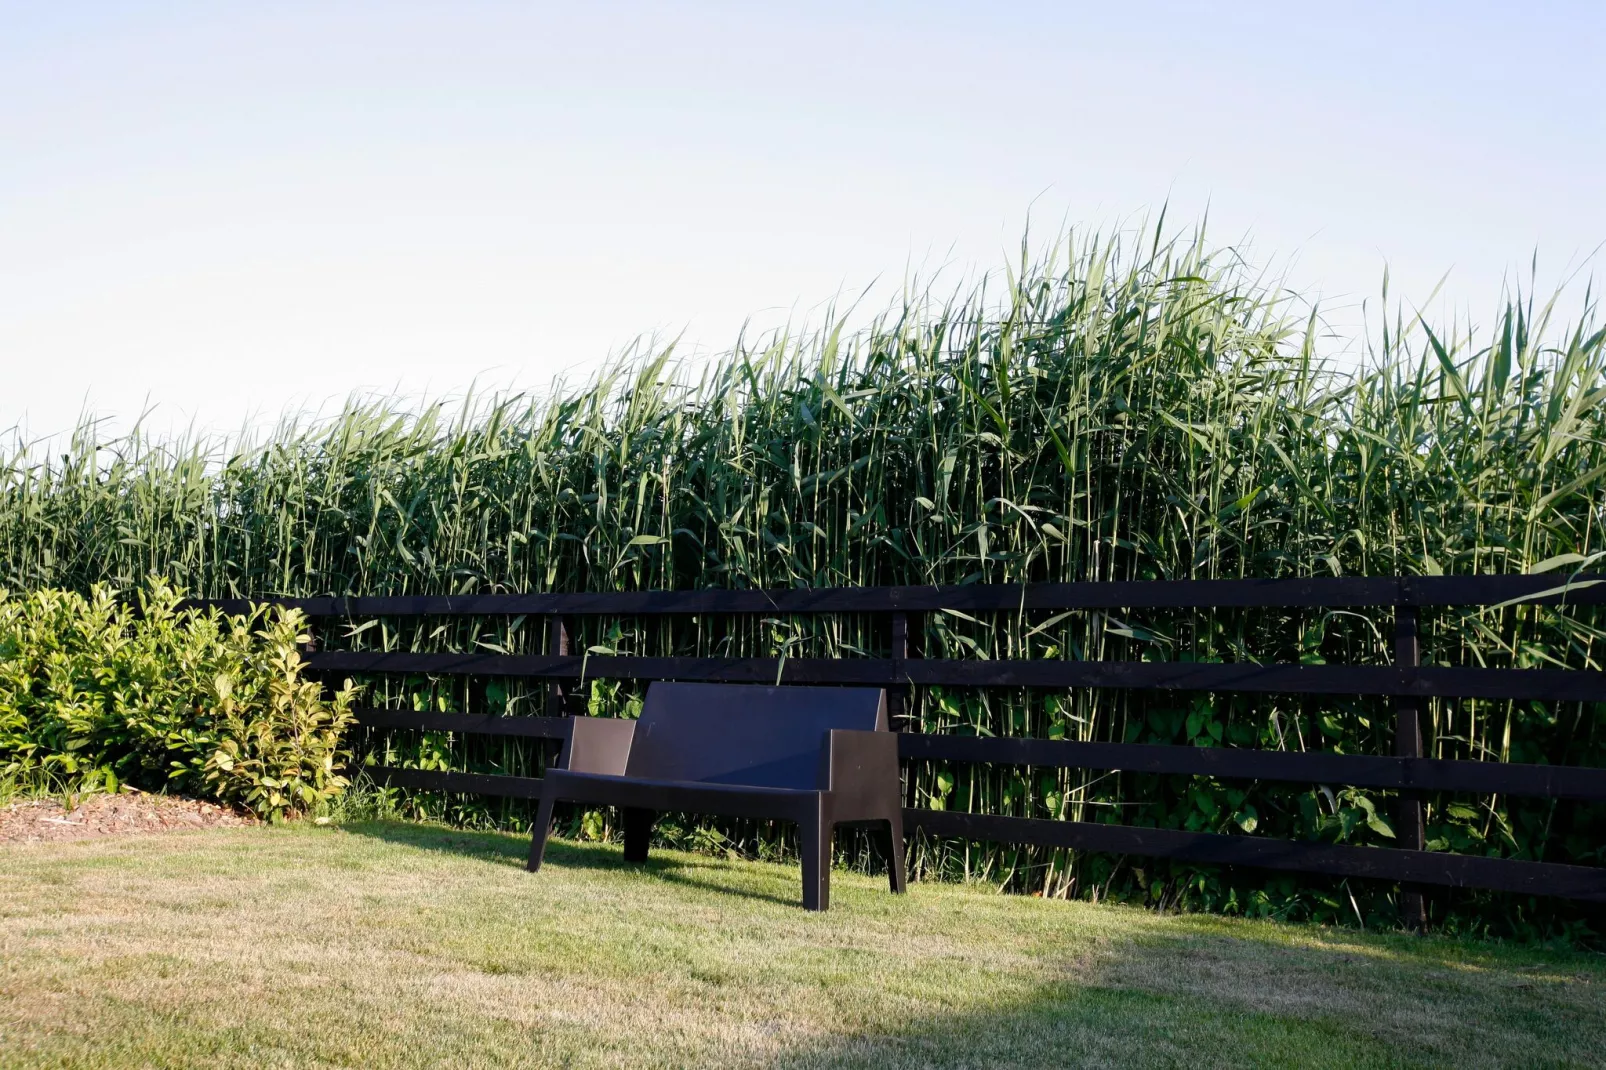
[3,222,1603,937]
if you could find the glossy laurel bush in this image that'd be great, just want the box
[0,580,358,821]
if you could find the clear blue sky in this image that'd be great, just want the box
[3,2,1603,439]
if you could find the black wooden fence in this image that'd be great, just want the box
[200,576,1606,922]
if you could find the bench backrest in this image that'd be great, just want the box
[623,682,887,789]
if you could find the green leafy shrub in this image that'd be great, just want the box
[203,617,358,820]
[0,581,357,820]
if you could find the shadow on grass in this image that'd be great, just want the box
[341,818,805,907]
[760,937,1606,1070]
[762,984,1418,1070]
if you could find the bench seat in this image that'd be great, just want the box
[526,682,906,910]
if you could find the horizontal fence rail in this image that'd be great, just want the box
[276,578,1606,908]
[353,709,574,740]
[905,812,1606,902]
[188,573,1606,617]
[319,652,1606,703]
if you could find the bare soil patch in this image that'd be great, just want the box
[0,789,253,844]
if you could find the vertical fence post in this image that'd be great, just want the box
[547,615,572,718]
[888,612,910,728]
[296,630,328,701]
[1394,604,1427,931]
[891,612,922,810]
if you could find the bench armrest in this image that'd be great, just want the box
[822,729,901,818]
[559,717,637,775]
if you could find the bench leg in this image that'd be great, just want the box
[800,802,834,912]
[878,814,907,895]
[526,791,557,872]
[622,807,654,863]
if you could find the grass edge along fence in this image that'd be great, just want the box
[189,574,1606,936]
[5,221,1606,936]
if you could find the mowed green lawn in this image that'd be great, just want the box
[2,822,1602,1069]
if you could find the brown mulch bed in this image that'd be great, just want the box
[0,790,255,844]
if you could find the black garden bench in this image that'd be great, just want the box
[525,681,907,910]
